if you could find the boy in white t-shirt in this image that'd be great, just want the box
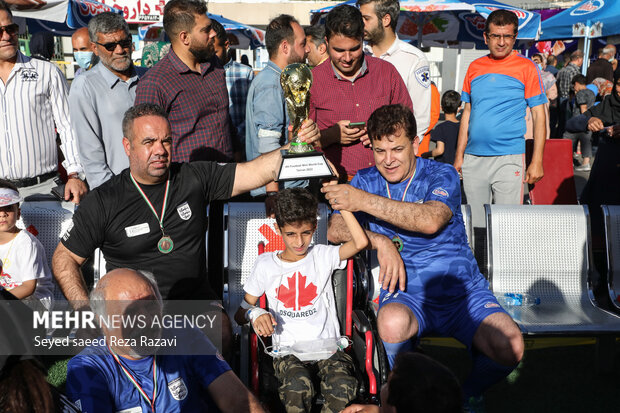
[0,181,54,310]
[234,187,368,413]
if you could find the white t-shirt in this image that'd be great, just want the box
[243,244,346,347]
[0,230,54,309]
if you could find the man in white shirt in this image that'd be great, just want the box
[358,0,432,140]
[0,0,87,203]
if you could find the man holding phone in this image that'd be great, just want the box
[309,5,412,180]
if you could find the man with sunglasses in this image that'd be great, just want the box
[68,12,148,189]
[0,0,87,203]
[454,10,547,238]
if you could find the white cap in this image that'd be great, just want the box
[0,188,22,207]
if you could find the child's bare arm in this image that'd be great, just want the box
[7,279,36,299]
[337,210,369,261]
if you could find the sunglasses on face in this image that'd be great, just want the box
[95,38,132,52]
[0,24,19,37]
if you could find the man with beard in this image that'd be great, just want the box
[66,268,264,412]
[245,14,312,197]
[69,12,148,189]
[0,0,87,203]
[309,5,412,180]
[135,0,232,163]
[358,0,432,140]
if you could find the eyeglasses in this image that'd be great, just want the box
[486,33,517,41]
[95,38,132,52]
[0,24,19,37]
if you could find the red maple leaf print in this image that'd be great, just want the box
[258,224,285,252]
[276,272,318,311]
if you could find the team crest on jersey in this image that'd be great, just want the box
[484,302,500,309]
[168,377,188,400]
[20,69,39,82]
[176,202,192,220]
[432,188,449,198]
[415,67,431,88]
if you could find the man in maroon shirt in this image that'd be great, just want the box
[135,0,232,163]
[309,5,412,179]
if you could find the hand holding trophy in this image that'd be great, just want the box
[277,63,335,181]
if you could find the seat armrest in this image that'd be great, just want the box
[352,309,371,333]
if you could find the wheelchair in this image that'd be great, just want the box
[219,202,388,411]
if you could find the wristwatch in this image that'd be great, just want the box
[67,172,85,181]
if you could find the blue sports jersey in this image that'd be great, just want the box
[351,158,487,302]
[67,329,230,413]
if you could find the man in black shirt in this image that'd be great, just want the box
[52,103,318,302]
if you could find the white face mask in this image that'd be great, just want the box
[74,51,94,69]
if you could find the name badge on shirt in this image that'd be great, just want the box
[116,407,142,413]
[125,223,150,238]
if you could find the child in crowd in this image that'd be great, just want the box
[565,74,597,171]
[421,90,461,165]
[0,181,54,310]
[235,187,368,413]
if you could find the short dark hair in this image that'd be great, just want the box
[122,103,169,140]
[0,179,18,192]
[441,90,461,114]
[273,188,318,229]
[571,74,587,86]
[265,14,298,59]
[356,0,399,31]
[325,5,364,41]
[484,10,518,35]
[387,353,462,413]
[163,0,208,38]
[367,104,417,142]
[211,18,227,45]
[304,25,326,47]
[88,12,130,42]
[0,0,13,18]
[547,55,557,66]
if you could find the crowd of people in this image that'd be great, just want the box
[1,0,619,411]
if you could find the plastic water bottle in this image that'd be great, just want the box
[497,293,540,307]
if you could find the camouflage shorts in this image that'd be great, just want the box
[272,351,358,413]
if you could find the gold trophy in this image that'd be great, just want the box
[277,63,334,181]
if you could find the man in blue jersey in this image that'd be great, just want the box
[66,268,264,413]
[323,104,523,411]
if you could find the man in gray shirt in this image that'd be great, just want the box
[69,12,148,188]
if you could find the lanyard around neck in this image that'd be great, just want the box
[108,344,158,412]
[385,168,416,202]
[130,174,170,235]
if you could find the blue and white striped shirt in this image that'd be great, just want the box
[0,52,83,180]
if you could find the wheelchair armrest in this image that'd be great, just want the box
[352,309,371,333]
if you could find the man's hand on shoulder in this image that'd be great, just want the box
[64,175,88,204]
